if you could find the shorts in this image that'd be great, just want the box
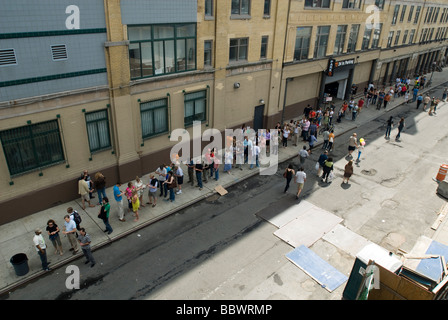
[177,176,183,185]
[80,193,89,201]
[348,145,356,152]
[297,183,304,190]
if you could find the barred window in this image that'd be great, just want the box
[0,120,64,176]
[85,109,111,152]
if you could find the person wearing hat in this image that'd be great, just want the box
[33,228,50,271]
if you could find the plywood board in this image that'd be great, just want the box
[322,224,372,257]
[214,185,228,196]
[286,245,348,292]
[274,206,343,248]
[256,200,316,228]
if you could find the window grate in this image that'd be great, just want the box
[51,44,68,61]
[0,48,17,66]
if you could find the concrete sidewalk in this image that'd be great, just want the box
[1,68,447,295]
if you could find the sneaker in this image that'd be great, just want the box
[176,190,182,194]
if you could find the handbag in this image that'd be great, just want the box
[98,206,106,219]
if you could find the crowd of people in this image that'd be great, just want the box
[31,73,446,272]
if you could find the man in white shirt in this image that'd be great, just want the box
[174,166,184,194]
[63,215,79,254]
[33,228,50,271]
[250,143,260,169]
[295,167,307,200]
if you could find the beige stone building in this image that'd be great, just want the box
[0,0,447,224]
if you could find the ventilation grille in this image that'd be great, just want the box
[51,44,68,61]
[0,48,17,66]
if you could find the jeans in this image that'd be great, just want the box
[250,155,259,169]
[169,188,175,202]
[37,249,49,270]
[159,180,167,197]
[82,247,96,266]
[385,126,392,137]
[102,217,113,233]
[196,172,203,188]
[215,168,219,180]
[97,188,107,204]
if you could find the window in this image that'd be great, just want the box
[334,25,347,55]
[85,110,111,153]
[434,7,440,23]
[342,0,361,9]
[0,48,17,66]
[394,30,401,46]
[184,90,207,127]
[260,36,268,59]
[371,23,382,49]
[409,29,415,44]
[294,27,312,61]
[402,30,408,44]
[128,24,196,79]
[231,0,250,15]
[0,120,64,176]
[204,40,212,67]
[314,26,330,58]
[374,0,385,10]
[408,6,414,22]
[140,98,169,139]
[305,0,330,8]
[387,31,394,48]
[361,25,372,50]
[50,44,68,61]
[263,0,271,16]
[229,38,248,62]
[414,6,421,24]
[392,5,400,25]
[205,0,213,16]
[400,5,407,22]
[346,24,360,53]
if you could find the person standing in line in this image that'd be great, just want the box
[79,170,94,200]
[213,157,220,181]
[156,164,168,198]
[131,189,140,221]
[385,116,394,139]
[187,158,195,186]
[347,133,358,158]
[295,167,307,200]
[283,163,295,193]
[298,145,309,165]
[301,117,310,141]
[352,103,359,120]
[34,228,51,271]
[163,171,176,203]
[308,133,318,154]
[135,176,146,207]
[321,157,334,183]
[46,219,63,256]
[63,215,79,254]
[377,90,385,110]
[322,129,330,151]
[113,182,126,222]
[100,197,113,235]
[125,182,136,213]
[343,160,354,184]
[236,140,244,170]
[67,207,82,233]
[173,165,184,195]
[93,172,107,205]
[77,228,95,268]
[78,177,95,210]
[293,122,301,146]
[195,160,203,190]
[146,174,158,207]
[282,124,290,147]
[396,118,405,141]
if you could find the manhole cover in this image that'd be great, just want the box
[361,169,377,176]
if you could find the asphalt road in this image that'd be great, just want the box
[3,84,448,301]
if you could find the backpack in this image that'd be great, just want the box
[71,210,82,225]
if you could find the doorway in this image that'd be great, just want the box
[253,104,265,132]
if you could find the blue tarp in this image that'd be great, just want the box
[286,245,348,292]
[416,240,448,282]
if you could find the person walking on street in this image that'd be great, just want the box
[348,133,358,158]
[295,167,307,200]
[78,228,95,268]
[328,130,335,152]
[63,215,79,254]
[423,94,431,111]
[321,157,334,183]
[385,116,394,139]
[383,92,391,109]
[396,118,405,141]
[317,150,328,177]
[343,160,354,184]
[299,145,309,165]
[416,94,423,109]
[283,164,295,193]
[34,228,51,271]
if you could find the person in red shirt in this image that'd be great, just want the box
[358,98,364,112]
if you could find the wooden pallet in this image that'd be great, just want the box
[431,203,448,230]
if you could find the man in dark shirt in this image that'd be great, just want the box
[195,161,203,190]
